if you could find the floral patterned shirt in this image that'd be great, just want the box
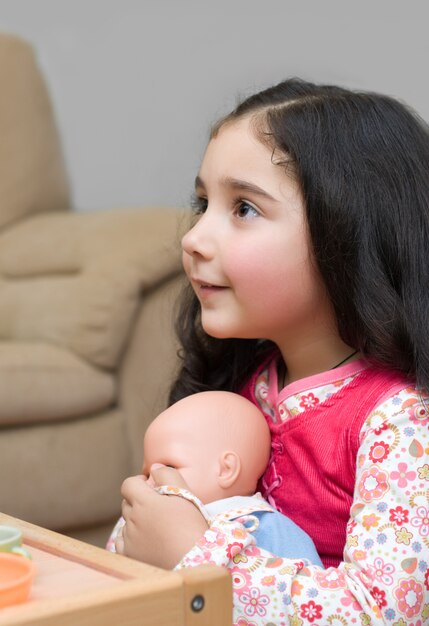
[176,359,429,625]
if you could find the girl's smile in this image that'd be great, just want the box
[193,282,228,300]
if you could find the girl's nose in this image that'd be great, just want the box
[181,214,215,259]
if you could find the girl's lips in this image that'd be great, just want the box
[192,277,226,289]
[198,286,226,302]
[193,280,228,298]
[200,285,226,292]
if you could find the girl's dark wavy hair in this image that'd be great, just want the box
[170,78,429,405]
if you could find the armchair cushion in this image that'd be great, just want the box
[0,207,183,369]
[0,342,115,425]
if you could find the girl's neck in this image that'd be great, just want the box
[277,337,360,389]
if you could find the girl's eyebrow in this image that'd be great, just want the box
[194,175,277,202]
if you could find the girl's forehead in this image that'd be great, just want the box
[200,119,278,177]
[198,117,298,199]
[207,116,262,151]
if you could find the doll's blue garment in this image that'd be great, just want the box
[205,494,324,567]
[250,509,324,567]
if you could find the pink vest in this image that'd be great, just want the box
[241,359,408,568]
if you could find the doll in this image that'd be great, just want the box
[110,391,323,567]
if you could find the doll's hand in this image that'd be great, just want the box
[120,465,209,568]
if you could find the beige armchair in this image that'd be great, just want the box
[0,33,185,546]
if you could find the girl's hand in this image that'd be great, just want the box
[118,465,209,569]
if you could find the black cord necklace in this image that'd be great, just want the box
[279,349,359,389]
[332,349,359,369]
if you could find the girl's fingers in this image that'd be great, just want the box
[150,465,189,490]
[120,474,150,502]
[121,497,130,516]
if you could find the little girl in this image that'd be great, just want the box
[118,79,429,624]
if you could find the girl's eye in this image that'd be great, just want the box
[190,194,208,215]
[235,201,259,219]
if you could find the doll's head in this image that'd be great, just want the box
[142,391,270,504]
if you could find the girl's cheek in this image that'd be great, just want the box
[223,245,279,289]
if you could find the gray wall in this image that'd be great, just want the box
[1,1,428,211]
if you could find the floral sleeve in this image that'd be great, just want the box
[176,387,429,625]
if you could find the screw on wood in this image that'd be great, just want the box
[191,594,205,612]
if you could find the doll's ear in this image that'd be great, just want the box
[217,451,241,489]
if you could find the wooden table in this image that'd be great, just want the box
[0,513,232,625]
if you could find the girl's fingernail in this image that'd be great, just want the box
[150,463,166,471]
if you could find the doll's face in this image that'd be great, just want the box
[142,414,215,501]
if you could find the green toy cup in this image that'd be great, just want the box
[0,525,32,559]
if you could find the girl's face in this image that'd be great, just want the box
[182,117,333,355]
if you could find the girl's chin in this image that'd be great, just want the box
[201,323,233,340]
[201,323,253,341]
[202,328,231,339]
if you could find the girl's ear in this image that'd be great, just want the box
[217,451,241,489]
